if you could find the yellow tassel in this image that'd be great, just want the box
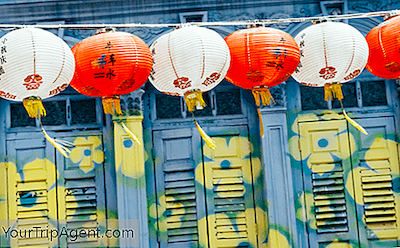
[42,128,72,158]
[184,90,207,112]
[121,122,142,145]
[343,109,368,135]
[257,108,264,137]
[23,97,46,118]
[102,96,122,115]
[252,86,275,106]
[324,83,344,101]
[195,120,216,149]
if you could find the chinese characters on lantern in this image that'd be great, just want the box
[0,37,16,100]
[92,44,117,80]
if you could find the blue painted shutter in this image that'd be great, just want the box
[56,134,106,247]
[7,136,58,248]
[298,120,359,247]
[153,128,207,248]
[203,126,258,248]
[349,117,400,247]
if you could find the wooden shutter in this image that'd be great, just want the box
[204,126,258,248]
[349,117,400,247]
[298,120,359,247]
[7,137,58,248]
[56,134,106,247]
[153,128,207,248]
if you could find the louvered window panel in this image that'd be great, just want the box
[164,170,199,244]
[312,165,349,234]
[16,180,50,247]
[360,160,397,230]
[65,177,98,245]
[213,167,248,241]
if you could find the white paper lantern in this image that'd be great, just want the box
[149,25,230,110]
[292,21,368,87]
[0,28,75,115]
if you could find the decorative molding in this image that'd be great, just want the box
[260,82,287,110]
[350,1,400,12]
[120,88,145,116]
[320,0,348,15]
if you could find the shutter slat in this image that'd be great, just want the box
[214,191,245,198]
[363,195,394,203]
[166,207,197,216]
[365,216,397,223]
[165,187,196,194]
[313,178,343,186]
[213,184,245,192]
[314,192,345,200]
[362,182,392,189]
[216,218,247,225]
[217,231,248,239]
[167,220,198,229]
[166,193,196,202]
[215,204,245,212]
[364,209,396,216]
[315,205,346,213]
[361,175,392,182]
[216,224,247,232]
[168,227,198,236]
[364,203,395,209]
[360,169,391,176]
[213,169,243,178]
[363,189,393,196]
[166,200,197,209]
[215,197,245,205]
[166,214,197,223]
[213,177,243,184]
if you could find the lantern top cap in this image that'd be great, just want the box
[384,9,400,20]
[312,17,331,25]
[177,23,193,29]
[95,27,117,34]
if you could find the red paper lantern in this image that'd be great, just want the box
[225,27,300,106]
[366,15,400,79]
[71,29,152,114]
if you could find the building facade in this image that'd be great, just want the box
[0,0,399,247]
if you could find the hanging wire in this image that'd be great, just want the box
[0,9,399,30]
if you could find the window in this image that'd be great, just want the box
[300,80,388,111]
[9,86,101,129]
[179,11,208,23]
[154,88,243,120]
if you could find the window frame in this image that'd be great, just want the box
[5,89,104,133]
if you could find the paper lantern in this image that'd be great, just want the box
[149,25,230,111]
[149,25,230,148]
[292,21,369,134]
[0,27,75,117]
[225,27,300,107]
[71,29,153,115]
[365,15,400,79]
[292,21,368,100]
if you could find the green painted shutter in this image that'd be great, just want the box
[204,126,258,248]
[153,128,207,248]
[349,117,400,247]
[298,120,359,247]
[7,137,58,248]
